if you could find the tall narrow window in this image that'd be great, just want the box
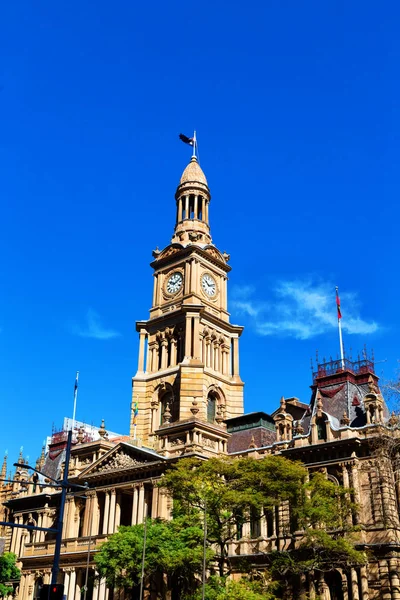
[189,195,195,218]
[207,393,217,423]
[160,392,179,424]
[316,418,327,441]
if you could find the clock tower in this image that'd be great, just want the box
[130,155,244,456]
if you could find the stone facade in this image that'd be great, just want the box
[2,156,400,600]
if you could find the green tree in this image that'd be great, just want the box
[160,457,366,587]
[190,575,281,600]
[159,455,307,576]
[0,553,20,598]
[95,515,213,598]
[268,472,366,578]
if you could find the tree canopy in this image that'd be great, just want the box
[0,552,20,598]
[95,515,213,598]
[160,456,366,577]
[97,454,366,598]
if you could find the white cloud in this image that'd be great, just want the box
[231,280,378,340]
[70,309,121,340]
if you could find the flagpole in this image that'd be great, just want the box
[134,395,138,441]
[72,371,79,435]
[336,287,344,369]
[192,130,197,158]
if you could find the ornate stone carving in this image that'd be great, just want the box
[98,451,146,472]
[203,437,217,449]
[170,437,185,447]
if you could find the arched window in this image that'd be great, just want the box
[316,417,327,441]
[207,392,217,423]
[160,392,179,424]
[33,577,43,600]
[78,506,85,537]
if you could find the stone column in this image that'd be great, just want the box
[98,578,107,600]
[82,494,92,537]
[351,461,361,524]
[154,274,160,305]
[351,568,360,600]
[151,487,159,519]
[389,557,400,600]
[152,275,157,305]
[359,565,369,600]
[193,316,201,360]
[91,492,100,536]
[260,512,268,538]
[170,338,177,366]
[131,486,138,525]
[102,491,110,535]
[194,195,198,219]
[184,315,192,359]
[137,329,147,372]
[205,200,209,224]
[114,493,121,532]
[299,573,307,600]
[161,338,168,370]
[19,574,27,600]
[92,573,100,600]
[232,337,239,376]
[14,516,23,556]
[64,571,70,599]
[214,342,219,371]
[137,485,145,524]
[10,517,19,553]
[68,569,76,600]
[108,489,116,534]
[380,560,392,600]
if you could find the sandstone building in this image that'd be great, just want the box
[1,155,400,600]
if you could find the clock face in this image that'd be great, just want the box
[166,272,183,294]
[201,273,217,297]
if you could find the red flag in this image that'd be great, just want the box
[336,288,342,320]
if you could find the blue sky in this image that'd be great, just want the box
[1,1,399,467]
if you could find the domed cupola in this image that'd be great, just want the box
[172,156,212,245]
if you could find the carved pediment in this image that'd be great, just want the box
[203,246,226,263]
[79,443,163,478]
[156,244,183,261]
[99,451,146,472]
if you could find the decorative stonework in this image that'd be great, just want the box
[203,437,217,449]
[98,451,147,472]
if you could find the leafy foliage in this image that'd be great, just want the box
[95,515,213,596]
[188,575,281,600]
[160,457,366,580]
[159,455,307,575]
[0,553,20,598]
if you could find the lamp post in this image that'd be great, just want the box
[3,430,88,591]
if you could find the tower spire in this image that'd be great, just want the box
[172,156,211,246]
[1,451,7,479]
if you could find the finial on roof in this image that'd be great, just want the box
[18,447,24,464]
[388,412,399,427]
[98,419,108,439]
[1,452,7,479]
[77,426,85,444]
[316,391,323,418]
[368,376,377,394]
[340,411,350,426]
[179,155,208,187]
[35,444,46,470]
[280,396,286,412]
